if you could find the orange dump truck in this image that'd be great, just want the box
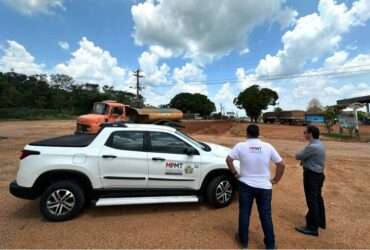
[76,100,183,134]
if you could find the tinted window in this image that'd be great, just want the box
[92,103,108,114]
[150,132,192,154]
[106,131,144,151]
[111,107,123,115]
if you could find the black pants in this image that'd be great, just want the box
[239,182,275,249]
[304,169,326,230]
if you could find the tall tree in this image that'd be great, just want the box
[307,98,324,112]
[169,93,216,116]
[234,85,278,122]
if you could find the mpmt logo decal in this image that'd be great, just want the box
[249,146,262,153]
[165,162,183,168]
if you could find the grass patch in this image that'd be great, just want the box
[0,108,76,121]
[321,132,365,142]
[322,132,354,139]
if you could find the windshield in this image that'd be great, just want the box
[175,130,211,151]
[92,103,108,114]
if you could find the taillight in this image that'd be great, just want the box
[20,150,40,160]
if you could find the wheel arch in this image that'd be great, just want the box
[200,169,236,193]
[33,170,93,197]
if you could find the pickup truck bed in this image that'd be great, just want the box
[29,134,96,147]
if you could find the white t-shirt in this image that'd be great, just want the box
[229,138,282,189]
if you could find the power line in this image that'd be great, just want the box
[151,63,370,88]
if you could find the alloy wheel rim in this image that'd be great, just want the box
[46,189,76,216]
[216,180,233,204]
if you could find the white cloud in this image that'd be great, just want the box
[273,7,298,29]
[167,63,208,98]
[58,41,69,50]
[255,0,370,76]
[0,40,44,74]
[148,45,174,59]
[214,83,232,102]
[284,52,370,109]
[138,49,170,86]
[324,50,348,68]
[214,82,237,112]
[291,78,370,108]
[342,53,370,68]
[142,63,208,106]
[173,63,206,84]
[236,67,278,92]
[1,0,65,15]
[240,48,250,56]
[131,0,296,63]
[54,37,126,87]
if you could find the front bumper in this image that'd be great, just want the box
[9,181,39,200]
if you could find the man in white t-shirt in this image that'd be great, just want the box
[226,124,285,249]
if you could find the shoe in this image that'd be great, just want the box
[266,245,277,250]
[235,233,248,249]
[295,226,319,236]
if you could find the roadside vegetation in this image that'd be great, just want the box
[0,72,137,120]
[1,71,281,121]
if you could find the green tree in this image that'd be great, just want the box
[324,105,341,135]
[357,111,369,121]
[274,107,283,112]
[307,98,324,112]
[0,70,152,119]
[169,93,216,116]
[234,85,278,122]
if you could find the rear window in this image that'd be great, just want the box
[105,131,144,151]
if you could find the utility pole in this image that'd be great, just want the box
[132,69,144,107]
[219,104,224,116]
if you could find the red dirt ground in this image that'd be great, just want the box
[0,120,369,248]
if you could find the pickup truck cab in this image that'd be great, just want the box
[10,123,238,221]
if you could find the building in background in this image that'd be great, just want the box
[305,112,325,124]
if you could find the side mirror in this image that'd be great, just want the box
[184,147,198,156]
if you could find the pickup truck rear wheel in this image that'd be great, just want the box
[206,175,234,208]
[40,181,85,221]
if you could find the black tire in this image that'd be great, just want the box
[206,175,235,208]
[40,181,85,222]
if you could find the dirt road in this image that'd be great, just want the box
[1,120,369,248]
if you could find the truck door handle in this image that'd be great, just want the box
[152,157,165,161]
[102,155,117,159]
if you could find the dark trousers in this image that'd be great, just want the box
[239,182,275,249]
[303,169,326,230]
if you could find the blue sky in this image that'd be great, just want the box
[1,0,370,114]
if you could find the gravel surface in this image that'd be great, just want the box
[0,120,369,248]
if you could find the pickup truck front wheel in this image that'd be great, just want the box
[40,181,85,221]
[206,175,234,208]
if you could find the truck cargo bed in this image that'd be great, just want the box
[29,134,96,147]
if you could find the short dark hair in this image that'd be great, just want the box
[247,124,259,138]
[306,125,320,139]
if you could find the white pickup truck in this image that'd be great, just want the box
[10,123,238,221]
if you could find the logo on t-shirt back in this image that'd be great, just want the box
[249,146,262,153]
